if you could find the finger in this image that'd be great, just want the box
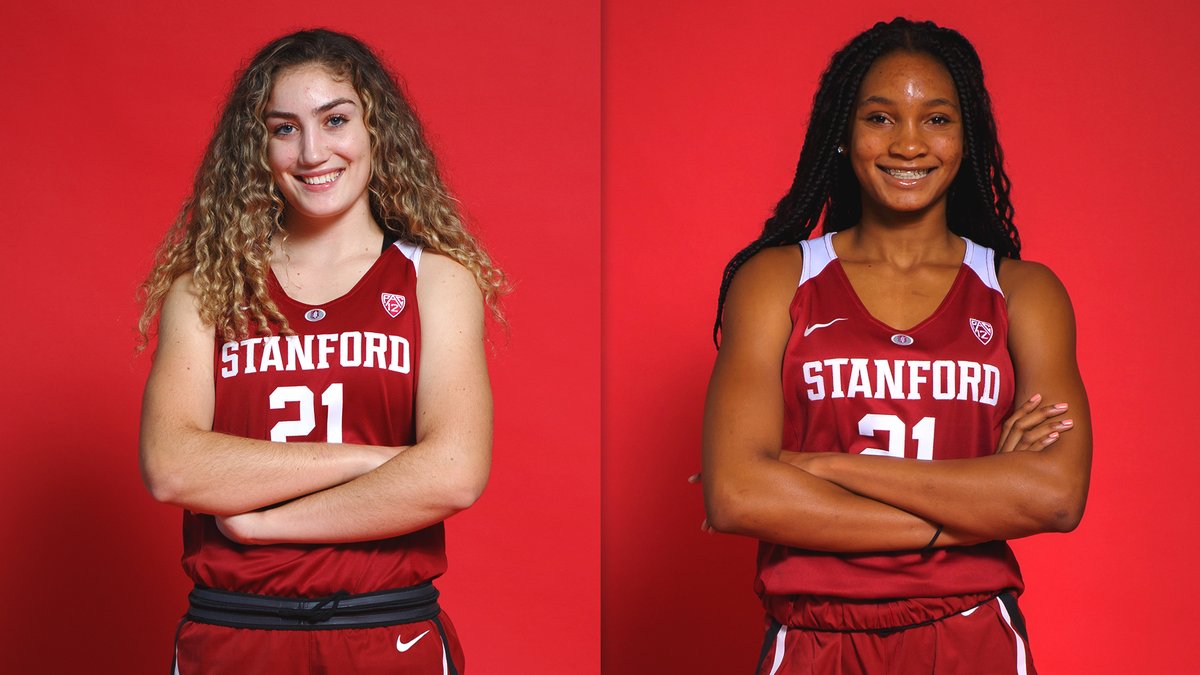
[1014,418,1075,452]
[1002,393,1042,435]
[1014,403,1069,432]
[998,401,1068,453]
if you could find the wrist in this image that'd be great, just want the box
[803,452,836,480]
[232,511,270,545]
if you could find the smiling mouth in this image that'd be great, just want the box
[882,168,932,180]
[297,170,344,185]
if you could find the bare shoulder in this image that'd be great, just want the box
[720,244,803,345]
[418,251,479,291]
[997,258,1073,319]
[163,270,199,304]
[158,271,209,337]
[724,245,803,311]
[417,252,482,298]
[734,244,803,286]
[415,252,483,328]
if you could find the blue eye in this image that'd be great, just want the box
[272,123,297,136]
[328,115,348,127]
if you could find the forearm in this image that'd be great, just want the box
[704,458,978,553]
[223,437,490,545]
[802,449,1089,539]
[139,425,394,516]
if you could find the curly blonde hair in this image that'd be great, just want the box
[138,29,506,347]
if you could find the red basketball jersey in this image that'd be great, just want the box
[757,233,1024,603]
[182,241,446,596]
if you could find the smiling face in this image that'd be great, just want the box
[264,64,373,228]
[849,50,963,225]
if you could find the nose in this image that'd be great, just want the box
[299,128,331,166]
[890,121,927,159]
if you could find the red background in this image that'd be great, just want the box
[603,1,1199,674]
[0,1,598,673]
[3,1,1198,673]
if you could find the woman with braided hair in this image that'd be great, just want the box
[138,29,502,673]
[701,18,1090,674]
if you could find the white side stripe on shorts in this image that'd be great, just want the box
[995,597,1028,675]
[767,625,787,675]
[441,633,449,675]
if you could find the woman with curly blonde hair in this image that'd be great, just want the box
[139,28,501,673]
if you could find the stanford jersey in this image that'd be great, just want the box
[182,241,445,596]
[757,233,1024,607]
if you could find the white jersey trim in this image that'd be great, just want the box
[800,233,1002,296]
[962,238,1003,296]
[798,233,837,286]
[395,241,424,276]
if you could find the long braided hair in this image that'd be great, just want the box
[139,29,506,348]
[713,17,1019,346]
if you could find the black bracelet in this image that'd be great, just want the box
[923,524,944,552]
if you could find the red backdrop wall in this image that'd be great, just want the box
[603,1,1199,674]
[0,2,598,673]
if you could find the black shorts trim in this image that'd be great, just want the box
[185,582,441,631]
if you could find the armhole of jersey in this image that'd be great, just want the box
[798,232,836,287]
[961,237,1004,296]
[394,242,424,276]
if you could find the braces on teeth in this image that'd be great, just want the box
[886,169,930,179]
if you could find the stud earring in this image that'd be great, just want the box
[836,145,846,155]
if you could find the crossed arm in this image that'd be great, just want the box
[139,253,492,545]
[701,247,1091,553]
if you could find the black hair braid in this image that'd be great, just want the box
[713,18,1023,347]
[711,30,888,345]
[940,44,1020,259]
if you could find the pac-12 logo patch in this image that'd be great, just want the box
[970,318,993,345]
[381,293,406,318]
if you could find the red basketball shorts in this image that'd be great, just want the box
[173,609,464,674]
[756,593,1035,675]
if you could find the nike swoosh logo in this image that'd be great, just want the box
[803,318,847,337]
[396,629,430,653]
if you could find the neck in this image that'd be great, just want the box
[277,201,383,264]
[843,203,959,268]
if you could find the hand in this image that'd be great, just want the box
[996,394,1074,454]
[215,511,262,545]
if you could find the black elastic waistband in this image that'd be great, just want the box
[186,582,441,630]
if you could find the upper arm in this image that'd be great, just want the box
[412,253,492,502]
[1000,259,1092,528]
[702,247,801,519]
[139,274,216,495]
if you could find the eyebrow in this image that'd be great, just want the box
[264,97,357,120]
[859,95,959,109]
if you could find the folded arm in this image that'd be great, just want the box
[785,261,1092,539]
[218,253,493,545]
[702,247,978,553]
[139,274,400,516]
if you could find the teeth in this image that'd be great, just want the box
[299,170,344,185]
[886,168,930,179]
